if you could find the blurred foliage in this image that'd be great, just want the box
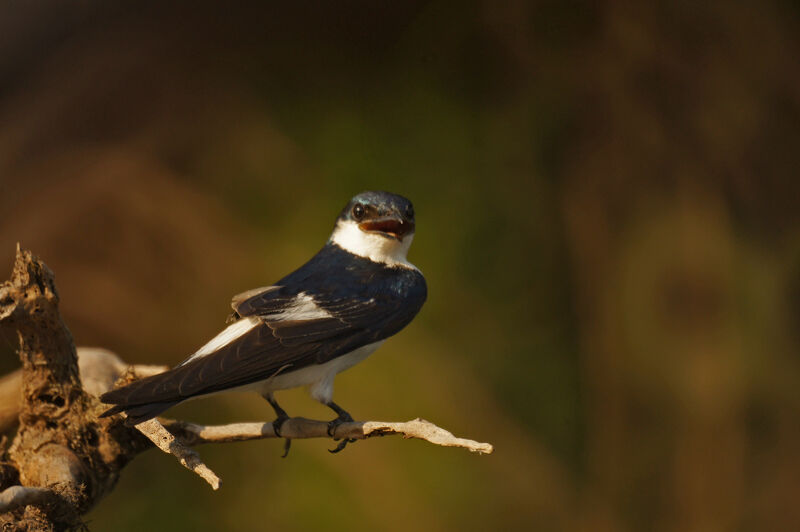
[1,1,799,531]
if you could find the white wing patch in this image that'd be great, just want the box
[181,293,331,366]
[182,316,260,365]
[268,292,331,321]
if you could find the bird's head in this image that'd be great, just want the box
[330,191,417,266]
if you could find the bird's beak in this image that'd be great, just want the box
[359,216,415,240]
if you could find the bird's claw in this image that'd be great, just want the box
[326,412,356,453]
[326,413,353,438]
[328,438,357,453]
[273,415,292,458]
[281,437,292,458]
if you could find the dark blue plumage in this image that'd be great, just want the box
[100,191,426,427]
[241,242,426,339]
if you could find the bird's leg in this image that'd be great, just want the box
[325,400,357,453]
[263,393,292,458]
[325,400,354,431]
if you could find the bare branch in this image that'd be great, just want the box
[0,348,169,434]
[77,347,168,396]
[0,486,52,514]
[128,416,491,490]
[163,417,494,454]
[0,245,82,400]
[132,418,222,490]
[127,364,172,379]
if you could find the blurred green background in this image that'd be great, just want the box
[1,1,799,530]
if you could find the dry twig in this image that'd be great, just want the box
[133,419,222,490]
[164,417,494,454]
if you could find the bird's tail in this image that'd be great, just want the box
[100,400,180,426]
[99,370,186,425]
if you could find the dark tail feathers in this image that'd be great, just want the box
[100,400,180,426]
[99,367,188,425]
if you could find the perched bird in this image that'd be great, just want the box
[100,191,426,453]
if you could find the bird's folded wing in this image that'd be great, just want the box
[178,294,408,396]
[101,294,403,406]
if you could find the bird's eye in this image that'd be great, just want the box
[352,204,365,220]
[405,205,414,219]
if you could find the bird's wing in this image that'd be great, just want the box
[230,285,285,317]
[101,289,418,407]
[181,290,418,395]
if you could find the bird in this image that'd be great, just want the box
[100,191,427,454]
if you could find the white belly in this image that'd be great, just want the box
[234,340,384,404]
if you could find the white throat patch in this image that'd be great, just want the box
[330,220,416,268]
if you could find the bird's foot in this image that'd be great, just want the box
[326,411,354,437]
[326,410,356,453]
[265,393,292,458]
[273,415,292,458]
[328,438,357,454]
[324,401,357,453]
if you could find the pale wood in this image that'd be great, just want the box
[163,417,494,454]
[0,486,52,514]
[132,418,222,490]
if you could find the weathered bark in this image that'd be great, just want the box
[0,247,493,530]
[0,247,151,531]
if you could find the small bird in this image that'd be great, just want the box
[100,191,426,453]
